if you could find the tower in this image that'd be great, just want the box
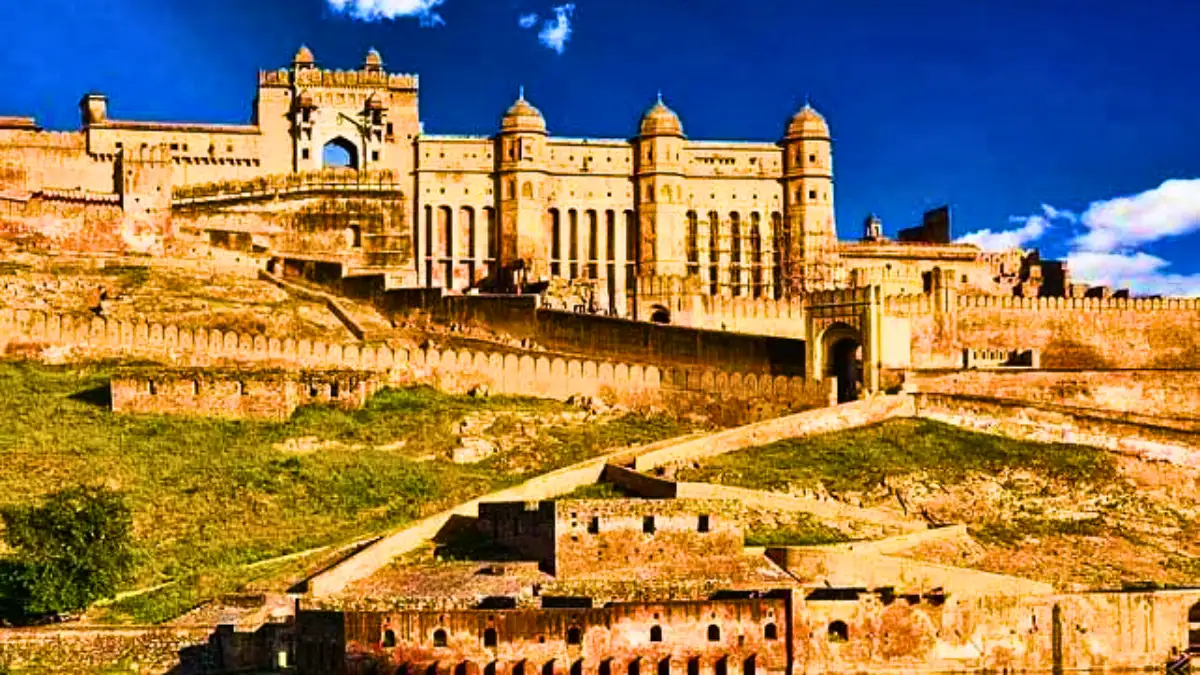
[495,90,550,285]
[781,103,842,294]
[634,94,687,278]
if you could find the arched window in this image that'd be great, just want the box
[383,629,396,647]
[543,661,555,675]
[707,625,720,642]
[599,660,612,675]
[566,626,582,645]
[764,623,777,640]
[483,628,498,648]
[571,662,583,675]
[649,625,663,642]
[828,620,848,642]
[687,660,699,675]
[742,656,756,675]
[628,660,640,675]
[433,629,448,647]
[730,212,742,296]
[322,137,358,169]
[657,660,669,675]
[686,211,699,268]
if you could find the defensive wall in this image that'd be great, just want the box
[911,368,1200,424]
[0,309,827,409]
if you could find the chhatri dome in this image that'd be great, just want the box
[501,88,547,134]
[639,93,684,137]
[364,48,383,69]
[786,102,830,139]
[293,45,315,65]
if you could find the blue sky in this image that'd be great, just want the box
[2,0,1200,294]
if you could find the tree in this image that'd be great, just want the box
[0,486,134,617]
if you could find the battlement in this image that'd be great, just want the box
[957,294,1200,311]
[803,285,878,308]
[259,68,419,91]
[91,119,260,136]
[0,116,39,131]
[0,128,86,149]
[35,188,121,205]
[0,308,825,409]
[172,168,404,203]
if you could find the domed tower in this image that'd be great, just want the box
[495,89,550,283]
[634,93,687,278]
[781,102,842,293]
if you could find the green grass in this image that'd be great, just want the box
[561,481,640,500]
[744,515,851,547]
[0,361,694,623]
[676,418,1118,496]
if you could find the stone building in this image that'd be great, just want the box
[294,496,1200,674]
[0,47,1058,316]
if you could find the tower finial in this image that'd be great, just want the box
[804,93,811,108]
[657,89,663,104]
[519,85,526,101]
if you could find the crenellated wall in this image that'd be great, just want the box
[0,308,825,408]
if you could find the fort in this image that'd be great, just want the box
[1,45,1200,675]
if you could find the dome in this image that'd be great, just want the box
[294,45,315,65]
[364,48,383,69]
[786,103,830,139]
[639,95,684,137]
[501,91,547,134]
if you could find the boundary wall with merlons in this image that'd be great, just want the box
[0,308,825,407]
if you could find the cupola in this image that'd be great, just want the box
[639,93,684,138]
[500,89,547,134]
[785,103,830,139]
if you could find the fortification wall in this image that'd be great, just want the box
[0,128,112,194]
[913,393,1200,468]
[911,369,1200,424]
[889,294,1200,369]
[0,191,131,252]
[0,309,823,409]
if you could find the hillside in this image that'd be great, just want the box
[676,418,1200,590]
[0,361,698,623]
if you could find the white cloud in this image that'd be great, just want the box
[518,12,539,29]
[956,214,1051,251]
[326,0,445,25]
[955,203,1073,252]
[536,4,575,54]
[1072,178,1200,253]
[1065,251,1200,297]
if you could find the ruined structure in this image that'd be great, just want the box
[294,496,1200,674]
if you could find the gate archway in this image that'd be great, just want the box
[322,136,359,170]
[820,323,862,403]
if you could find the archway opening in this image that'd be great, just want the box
[323,137,359,170]
[828,620,849,643]
[1189,601,1200,651]
[649,304,671,324]
[831,337,861,403]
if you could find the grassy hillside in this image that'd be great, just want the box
[677,418,1200,589]
[0,361,695,623]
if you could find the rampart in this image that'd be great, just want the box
[911,368,1200,425]
[0,309,825,409]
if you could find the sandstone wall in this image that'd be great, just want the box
[111,371,380,420]
[0,309,825,409]
[0,626,213,674]
[911,368,1200,424]
[913,393,1200,468]
[886,294,1200,369]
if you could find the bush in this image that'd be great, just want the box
[0,486,135,617]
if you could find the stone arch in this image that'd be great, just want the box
[828,620,848,642]
[818,322,862,404]
[323,136,359,170]
[649,304,671,324]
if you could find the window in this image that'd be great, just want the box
[433,629,448,647]
[707,625,720,642]
[588,516,599,534]
[372,150,380,161]
[330,381,340,399]
[809,154,816,162]
[687,660,699,675]
[169,143,178,151]
[650,625,663,642]
[237,381,247,396]
[192,380,200,396]
[567,626,582,645]
[571,663,583,675]
[657,660,669,675]
[764,623,778,640]
[148,381,157,396]
[387,123,394,135]
[301,148,310,160]
[309,386,319,398]
[383,629,396,647]
[809,190,817,200]
[698,515,710,533]
[484,628,498,647]
[643,516,656,534]
[828,620,848,642]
